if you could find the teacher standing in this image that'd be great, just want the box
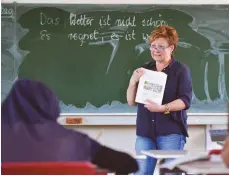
[126,25,193,175]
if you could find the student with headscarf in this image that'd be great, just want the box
[1,79,138,174]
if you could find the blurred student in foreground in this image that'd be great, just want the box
[1,79,138,174]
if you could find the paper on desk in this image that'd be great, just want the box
[135,69,167,105]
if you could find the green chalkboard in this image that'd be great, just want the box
[1,4,229,113]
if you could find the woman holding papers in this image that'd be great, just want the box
[127,25,193,175]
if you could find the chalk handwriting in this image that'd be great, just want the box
[69,13,94,26]
[40,30,51,40]
[142,19,167,27]
[115,16,136,27]
[110,33,119,40]
[142,33,150,40]
[1,7,14,18]
[37,12,169,46]
[68,29,99,46]
[40,12,60,26]
[99,14,111,26]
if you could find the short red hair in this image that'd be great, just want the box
[148,25,179,56]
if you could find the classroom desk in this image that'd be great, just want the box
[141,150,188,175]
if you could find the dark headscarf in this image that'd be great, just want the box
[1,79,60,125]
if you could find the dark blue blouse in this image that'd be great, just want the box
[136,59,193,140]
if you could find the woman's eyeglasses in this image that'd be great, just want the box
[150,44,170,52]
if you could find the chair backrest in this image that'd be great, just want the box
[1,162,108,175]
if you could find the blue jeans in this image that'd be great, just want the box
[135,134,186,175]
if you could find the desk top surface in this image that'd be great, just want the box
[141,150,188,159]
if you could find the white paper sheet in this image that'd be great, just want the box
[135,68,167,105]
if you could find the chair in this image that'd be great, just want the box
[1,161,108,175]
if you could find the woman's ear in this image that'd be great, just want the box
[171,45,175,51]
[170,45,175,55]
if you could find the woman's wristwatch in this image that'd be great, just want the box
[164,104,170,114]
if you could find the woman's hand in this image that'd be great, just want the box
[144,99,165,112]
[129,68,145,86]
[222,136,229,167]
